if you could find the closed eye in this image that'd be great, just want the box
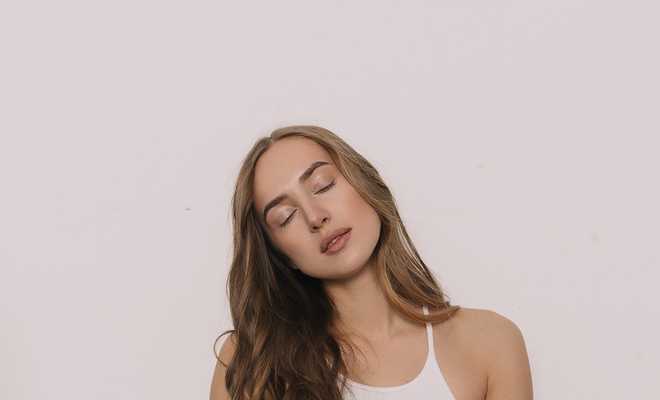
[315,180,335,194]
[279,180,336,227]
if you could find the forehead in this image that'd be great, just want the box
[253,137,333,209]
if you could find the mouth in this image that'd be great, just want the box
[322,228,352,254]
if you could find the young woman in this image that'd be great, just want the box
[210,125,533,400]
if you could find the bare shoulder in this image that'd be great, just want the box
[210,333,238,400]
[443,307,533,399]
[445,307,524,345]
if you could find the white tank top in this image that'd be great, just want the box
[339,305,455,399]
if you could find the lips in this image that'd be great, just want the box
[321,227,352,253]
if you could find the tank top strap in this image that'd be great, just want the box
[339,305,454,398]
[422,305,437,360]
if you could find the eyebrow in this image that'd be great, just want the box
[262,160,331,224]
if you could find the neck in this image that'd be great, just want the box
[322,261,411,342]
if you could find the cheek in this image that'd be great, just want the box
[272,227,314,263]
[343,186,381,238]
[357,200,381,237]
[345,185,376,218]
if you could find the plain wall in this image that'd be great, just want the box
[1,1,658,399]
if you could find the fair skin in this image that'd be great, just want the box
[210,137,533,399]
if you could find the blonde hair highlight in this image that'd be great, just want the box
[214,125,460,399]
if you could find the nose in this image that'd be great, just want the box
[310,214,329,232]
[299,194,330,231]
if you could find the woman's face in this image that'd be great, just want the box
[253,137,381,279]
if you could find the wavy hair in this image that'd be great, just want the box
[213,125,460,399]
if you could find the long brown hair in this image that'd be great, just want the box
[213,125,460,399]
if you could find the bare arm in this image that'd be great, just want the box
[484,312,533,400]
[210,333,237,400]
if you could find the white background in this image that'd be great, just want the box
[1,1,658,399]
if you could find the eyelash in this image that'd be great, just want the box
[279,180,336,227]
